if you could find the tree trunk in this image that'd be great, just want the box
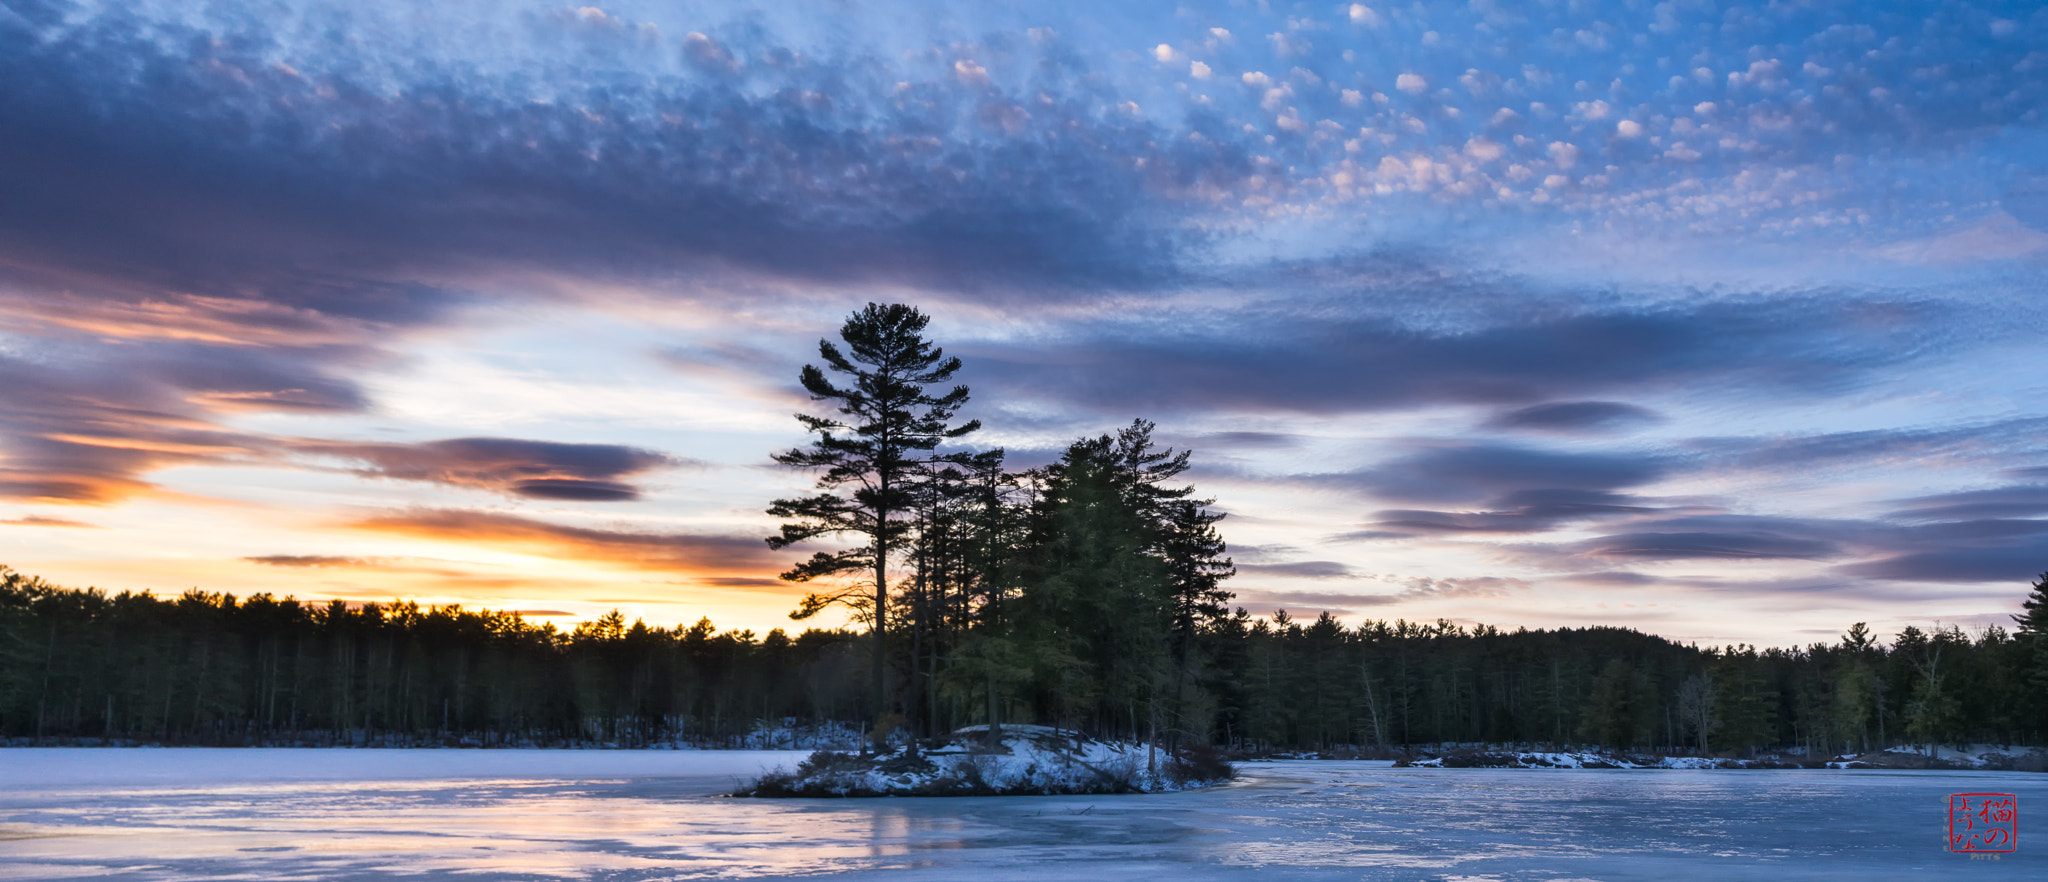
[871,504,888,755]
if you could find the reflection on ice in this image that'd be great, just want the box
[0,748,2042,879]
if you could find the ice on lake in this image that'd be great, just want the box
[1,747,2040,879]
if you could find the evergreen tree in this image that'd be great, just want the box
[766,303,979,747]
[1013,420,1223,740]
[1161,495,1234,750]
[934,450,1027,742]
[1018,438,1170,734]
[1580,658,1653,749]
[1897,624,1965,754]
[1709,648,1778,756]
[2015,573,2048,707]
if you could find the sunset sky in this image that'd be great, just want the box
[2,0,2045,646]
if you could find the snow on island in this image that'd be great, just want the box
[735,725,1235,797]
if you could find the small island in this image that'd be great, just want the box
[737,725,1234,797]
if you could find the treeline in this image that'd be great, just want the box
[1209,612,2048,756]
[0,565,866,746]
[4,565,2046,753]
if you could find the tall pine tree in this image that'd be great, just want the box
[2014,572,2048,732]
[767,304,979,748]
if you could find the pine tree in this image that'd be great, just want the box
[1019,442,1168,734]
[932,450,1025,742]
[2016,573,2048,637]
[1580,658,1653,749]
[1161,496,1234,751]
[2012,572,2048,733]
[766,304,979,749]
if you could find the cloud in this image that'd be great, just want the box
[1887,484,2048,522]
[1554,513,1881,562]
[1577,530,1840,560]
[1230,589,1399,616]
[1510,503,2048,584]
[345,508,780,574]
[681,32,740,73]
[239,554,498,577]
[1399,575,1528,599]
[0,515,100,528]
[1840,515,2048,583]
[1691,416,2048,476]
[972,293,1948,418]
[1841,538,2048,584]
[0,2,1200,322]
[298,438,679,501]
[1486,401,1664,435]
[244,555,376,567]
[1373,488,1658,534]
[1190,431,1301,449]
[0,0,2038,342]
[1560,571,1664,586]
[1237,560,1354,579]
[0,349,271,503]
[0,338,678,506]
[695,576,787,588]
[2007,173,2048,233]
[1341,443,1669,505]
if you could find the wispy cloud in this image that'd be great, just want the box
[297,438,682,501]
[344,508,779,576]
[970,295,1952,417]
[1485,401,1665,435]
[0,515,100,528]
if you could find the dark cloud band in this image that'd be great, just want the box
[298,437,680,502]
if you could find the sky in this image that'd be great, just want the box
[2,0,2045,647]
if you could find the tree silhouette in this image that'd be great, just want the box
[766,303,979,747]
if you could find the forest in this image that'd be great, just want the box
[3,303,2046,757]
[4,564,2045,755]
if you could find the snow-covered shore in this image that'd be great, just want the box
[738,725,1234,797]
[1399,743,2048,771]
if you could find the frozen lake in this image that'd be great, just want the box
[0,748,2039,879]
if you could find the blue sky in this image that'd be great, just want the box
[2,0,2045,644]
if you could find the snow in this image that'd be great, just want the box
[1879,743,2039,767]
[736,719,871,750]
[745,725,1228,796]
[1407,750,1765,769]
[1407,746,2048,770]
[3,749,2046,879]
